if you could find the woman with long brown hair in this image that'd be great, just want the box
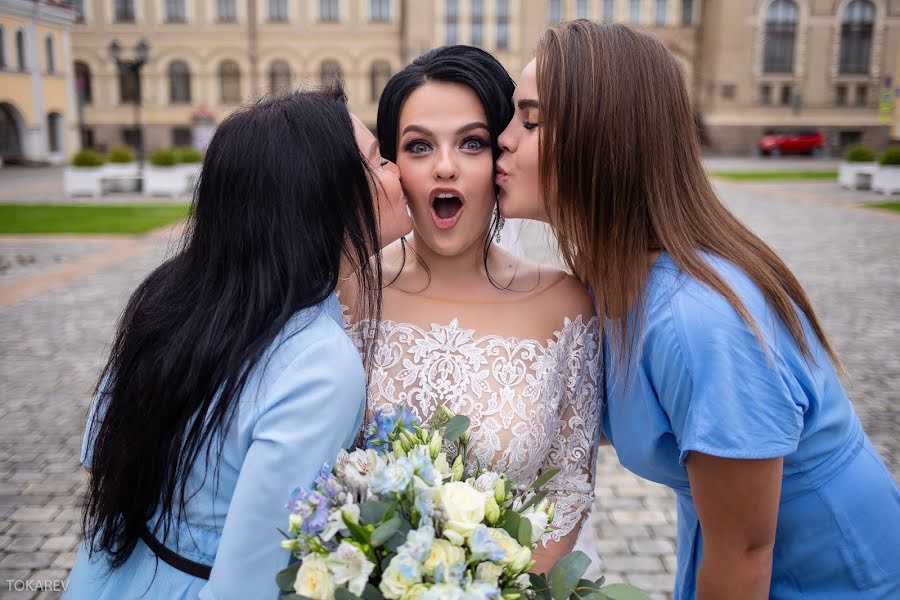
[495,20,900,600]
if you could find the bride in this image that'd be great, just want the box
[341,45,602,576]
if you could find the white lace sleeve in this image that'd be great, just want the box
[539,315,601,547]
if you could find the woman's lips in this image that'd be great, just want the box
[430,190,465,230]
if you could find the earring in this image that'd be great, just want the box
[495,215,505,244]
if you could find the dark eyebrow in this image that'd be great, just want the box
[517,98,540,111]
[401,122,489,137]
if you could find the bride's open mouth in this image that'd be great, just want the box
[430,189,465,230]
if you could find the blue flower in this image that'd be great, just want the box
[467,525,506,562]
[393,405,421,433]
[365,408,397,452]
[370,457,415,495]
[398,524,435,562]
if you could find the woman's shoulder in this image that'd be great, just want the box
[525,263,595,324]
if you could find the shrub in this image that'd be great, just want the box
[149,148,177,167]
[107,145,136,163]
[71,149,105,167]
[175,147,203,164]
[879,147,900,166]
[843,145,876,163]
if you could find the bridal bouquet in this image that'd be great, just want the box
[277,406,647,600]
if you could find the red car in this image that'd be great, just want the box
[757,129,825,156]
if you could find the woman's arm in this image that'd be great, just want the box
[686,453,782,600]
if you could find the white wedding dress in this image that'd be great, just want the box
[342,273,604,577]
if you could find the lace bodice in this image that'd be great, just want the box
[344,309,602,547]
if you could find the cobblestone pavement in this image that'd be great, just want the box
[1,179,898,599]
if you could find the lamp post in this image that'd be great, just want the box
[109,39,150,172]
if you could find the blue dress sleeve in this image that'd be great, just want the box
[197,327,366,600]
[645,281,807,466]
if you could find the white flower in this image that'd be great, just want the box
[465,581,502,599]
[474,562,504,587]
[321,503,359,542]
[421,583,466,600]
[337,448,385,494]
[513,573,531,589]
[439,481,487,540]
[398,524,435,563]
[325,542,375,596]
[433,453,451,479]
[372,457,415,495]
[294,554,336,600]
[423,538,466,578]
[488,528,532,573]
[472,472,500,494]
[402,584,430,600]
[380,554,422,600]
[521,507,549,545]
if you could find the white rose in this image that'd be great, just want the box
[474,561,504,587]
[402,584,430,600]
[488,528,532,573]
[294,554,336,600]
[423,538,466,578]
[380,555,422,600]
[326,541,375,596]
[439,482,486,540]
[521,507,549,545]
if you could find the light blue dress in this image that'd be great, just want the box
[602,253,900,599]
[65,293,366,600]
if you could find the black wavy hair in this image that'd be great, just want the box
[82,87,382,568]
[375,45,515,288]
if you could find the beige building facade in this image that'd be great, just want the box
[1,0,78,165]
[69,0,898,155]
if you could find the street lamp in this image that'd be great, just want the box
[109,39,150,172]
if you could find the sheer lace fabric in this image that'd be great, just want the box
[342,280,602,547]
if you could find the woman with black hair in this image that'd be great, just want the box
[66,88,411,599]
[340,45,602,576]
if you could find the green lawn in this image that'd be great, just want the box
[0,204,190,234]
[709,171,838,182]
[869,201,900,213]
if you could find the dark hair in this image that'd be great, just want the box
[82,88,383,568]
[376,45,515,287]
[536,20,840,371]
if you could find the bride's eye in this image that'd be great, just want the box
[404,140,431,154]
[461,136,488,151]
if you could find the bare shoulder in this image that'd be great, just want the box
[537,266,596,323]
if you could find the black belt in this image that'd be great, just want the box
[140,527,213,580]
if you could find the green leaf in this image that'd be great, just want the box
[444,415,470,442]
[596,584,653,600]
[528,573,552,600]
[517,515,533,547]
[520,490,549,513]
[275,562,300,592]
[384,518,412,552]
[360,500,392,525]
[371,516,403,547]
[570,578,603,599]
[530,468,560,491]
[502,510,521,540]
[343,513,372,545]
[594,576,606,587]
[279,595,314,600]
[361,583,385,600]
[548,551,591,600]
[335,589,362,600]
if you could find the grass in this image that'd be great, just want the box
[0,204,190,234]
[709,171,838,181]
[869,201,900,213]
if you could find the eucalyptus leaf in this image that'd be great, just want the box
[343,513,372,545]
[371,516,403,547]
[444,415,471,442]
[361,583,386,600]
[384,519,412,551]
[548,550,591,600]
[335,589,362,600]
[520,489,549,513]
[502,510,521,540]
[530,468,560,491]
[517,515,533,547]
[275,562,300,592]
[528,573,552,600]
[360,500,392,525]
[596,584,653,600]
[570,578,603,598]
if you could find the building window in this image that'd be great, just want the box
[47,113,62,152]
[0,27,6,70]
[370,0,390,21]
[603,0,614,21]
[628,0,640,23]
[219,60,241,102]
[172,127,192,147]
[576,0,588,19]
[16,30,26,72]
[471,0,484,46]
[72,0,85,22]
[855,84,868,107]
[168,60,191,103]
[81,127,94,149]
[118,66,140,103]
[217,0,237,22]
[269,0,288,21]
[370,60,391,102]
[681,0,693,26]
[496,0,509,49]
[763,0,797,74]
[445,0,458,44]
[45,36,55,73]
[549,0,562,23]
[655,0,668,25]
[780,84,792,106]
[320,59,342,87]
[840,0,874,74]
[760,84,772,105]
[722,84,736,99]
[269,59,291,93]
[75,61,92,104]
[835,85,847,106]
[122,127,142,150]
[166,0,186,22]
[320,0,339,21]
[114,0,135,22]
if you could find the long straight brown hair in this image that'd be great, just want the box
[536,20,840,371]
